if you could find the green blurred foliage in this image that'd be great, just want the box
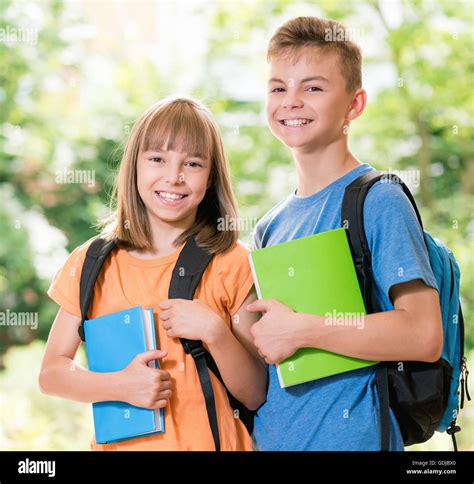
[0,341,92,450]
[0,0,472,450]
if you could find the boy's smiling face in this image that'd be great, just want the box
[266,47,359,152]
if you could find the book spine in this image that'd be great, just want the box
[276,364,286,388]
[249,253,287,388]
[248,253,263,300]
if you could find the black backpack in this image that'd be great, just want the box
[342,171,469,451]
[77,236,254,451]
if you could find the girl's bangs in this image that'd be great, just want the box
[140,103,213,160]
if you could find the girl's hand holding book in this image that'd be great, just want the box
[117,349,172,410]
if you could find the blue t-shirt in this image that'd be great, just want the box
[252,163,438,451]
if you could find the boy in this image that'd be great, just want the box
[246,16,443,451]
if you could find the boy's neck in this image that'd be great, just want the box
[292,139,361,197]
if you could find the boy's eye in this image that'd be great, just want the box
[271,87,285,93]
[306,86,323,92]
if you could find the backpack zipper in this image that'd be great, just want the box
[460,355,471,409]
[450,257,470,409]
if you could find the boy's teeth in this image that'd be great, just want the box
[283,119,311,126]
[157,191,185,200]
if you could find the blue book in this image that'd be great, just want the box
[84,306,165,444]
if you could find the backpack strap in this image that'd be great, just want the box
[78,237,117,342]
[341,171,423,314]
[169,236,254,451]
[168,237,222,450]
[341,170,423,451]
[375,365,391,451]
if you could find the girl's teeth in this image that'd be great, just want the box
[158,192,185,200]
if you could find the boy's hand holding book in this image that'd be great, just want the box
[247,298,307,364]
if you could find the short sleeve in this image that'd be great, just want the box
[363,180,438,306]
[47,239,93,317]
[217,242,255,315]
[252,223,263,250]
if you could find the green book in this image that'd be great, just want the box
[249,228,378,388]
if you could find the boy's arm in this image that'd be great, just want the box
[247,279,443,364]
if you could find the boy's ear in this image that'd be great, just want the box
[346,88,367,122]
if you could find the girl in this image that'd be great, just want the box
[39,97,267,451]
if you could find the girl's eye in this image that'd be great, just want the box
[271,87,285,93]
[185,161,203,168]
[149,157,164,163]
[306,86,322,92]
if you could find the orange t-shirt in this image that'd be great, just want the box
[47,238,255,451]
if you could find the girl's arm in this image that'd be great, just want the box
[205,288,267,411]
[39,307,171,409]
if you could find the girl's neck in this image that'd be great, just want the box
[128,212,195,260]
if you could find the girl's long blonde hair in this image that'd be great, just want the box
[100,97,239,254]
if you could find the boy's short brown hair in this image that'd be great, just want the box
[267,16,362,93]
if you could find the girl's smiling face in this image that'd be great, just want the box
[137,147,211,225]
[110,97,239,253]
